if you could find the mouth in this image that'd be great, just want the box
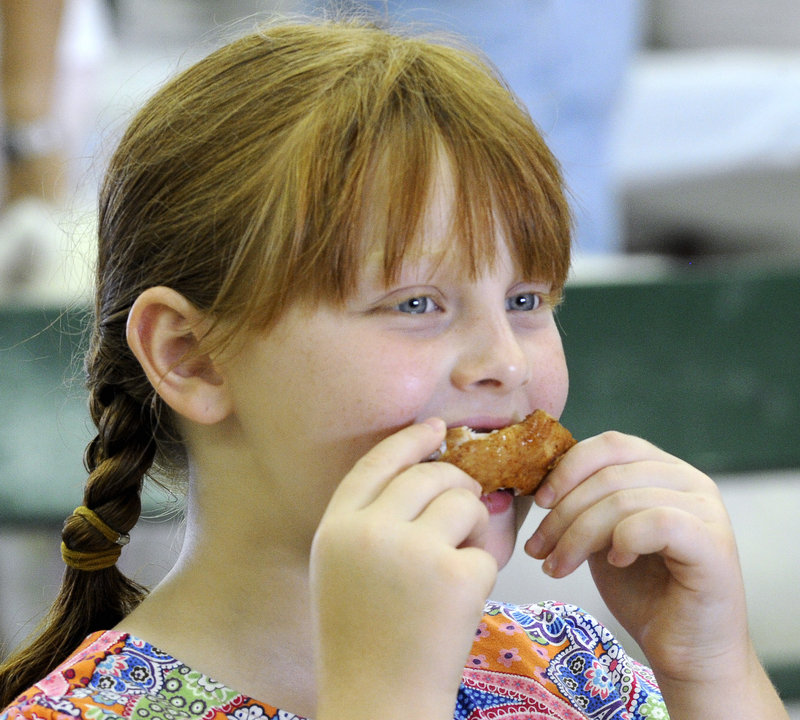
[447,416,519,434]
[429,415,530,500]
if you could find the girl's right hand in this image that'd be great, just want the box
[310,418,497,720]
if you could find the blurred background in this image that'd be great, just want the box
[1,0,799,711]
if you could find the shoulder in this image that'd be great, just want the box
[2,632,289,720]
[458,601,667,719]
[1,630,129,719]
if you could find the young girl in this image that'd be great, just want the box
[0,17,789,720]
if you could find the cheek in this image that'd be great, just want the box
[296,336,441,442]
[289,347,442,490]
[343,349,441,425]
[528,333,569,419]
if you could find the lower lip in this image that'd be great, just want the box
[480,489,514,515]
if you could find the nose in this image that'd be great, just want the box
[450,315,531,392]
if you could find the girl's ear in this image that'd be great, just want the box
[126,287,232,425]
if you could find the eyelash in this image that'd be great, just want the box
[393,292,543,315]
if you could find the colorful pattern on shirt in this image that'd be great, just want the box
[0,602,666,720]
[459,601,667,719]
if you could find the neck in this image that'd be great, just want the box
[116,491,320,716]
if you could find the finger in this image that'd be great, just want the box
[529,486,718,577]
[528,459,716,558]
[325,418,446,513]
[414,487,490,549]
[534,431,682,509]
[607,506,735,591]
[454,546,499,598]
[606,506,706,569]
[369,462,481,521]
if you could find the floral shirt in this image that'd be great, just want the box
[1,601,667,720]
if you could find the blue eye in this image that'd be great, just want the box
[506,292,541,311]
[395,296,439,314]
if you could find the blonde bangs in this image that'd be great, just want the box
[372,40,573,296]
[225,29,571,338]
[375,112,573,296]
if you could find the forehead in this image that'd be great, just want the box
[294,118,570,316]
[359,154,535,289]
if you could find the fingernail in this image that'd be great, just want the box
[422,417,445,432]
[525,532,545,558]
[535,485,555,509]
[542,554,558,577]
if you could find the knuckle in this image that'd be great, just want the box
[448,485,484,508]
[596,430,630,453]
[540,500,570,536]
[417,461,480,494]
[594,461,628,491]
[698,472,722,498]
[351,448,389,478]
[316,513,386,555]
[356,514,399,550]
[605,487,637,515]
[689,489,725,523]
[564,516,598,550]
[646,505,681,536]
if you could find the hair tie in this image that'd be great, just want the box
[61,506,130,572]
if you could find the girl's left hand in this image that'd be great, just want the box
[524,431,749,688]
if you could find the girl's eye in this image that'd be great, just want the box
[394,296,440,314]
[506,292,541,312]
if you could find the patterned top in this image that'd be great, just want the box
[1,601,668,720]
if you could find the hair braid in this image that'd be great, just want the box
[0,334,158,707]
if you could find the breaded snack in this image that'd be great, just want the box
[438,410,576,495]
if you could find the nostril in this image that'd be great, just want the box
[450,328,531,390]
[476,378,503,388]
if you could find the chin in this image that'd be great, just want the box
[484,532,516,570]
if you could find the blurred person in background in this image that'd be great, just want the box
[0,0,66,293]
[0,0,105,300]
[351,0,642,256]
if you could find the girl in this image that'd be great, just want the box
[0,17,788,720]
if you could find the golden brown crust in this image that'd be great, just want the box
[438,410,576,495]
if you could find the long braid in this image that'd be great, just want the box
[0,320,158,707]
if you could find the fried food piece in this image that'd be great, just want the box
[438,410,576,495]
